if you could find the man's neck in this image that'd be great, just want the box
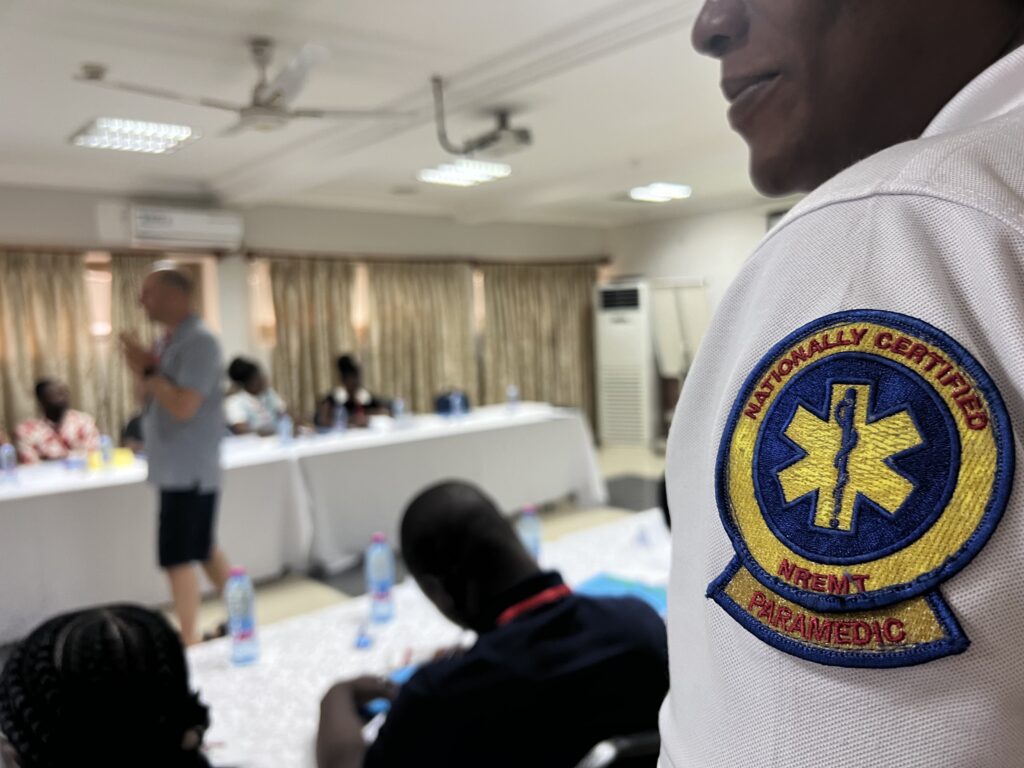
[163,312,193,334]
[1004,14,1024,55]
[473,568,556,631]
[44,410,67,426]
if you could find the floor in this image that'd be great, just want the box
[178,445,664,639]
[0,446,665,659]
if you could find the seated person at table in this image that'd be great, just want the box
[121,411,145,453]
[225,357,287,436]
[314,354,387,429]
[316,481,669,768]
[0,604,213,768]
[15,378,100,463]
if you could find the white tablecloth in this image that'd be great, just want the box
[297,404,607,570]
[0,442,311,644]
[0,404,604,644]
[188,511,671,768]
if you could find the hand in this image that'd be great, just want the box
[317,677,398,768]
[431,644,466,662]
[120,332,156,376]
[322,676,399,713]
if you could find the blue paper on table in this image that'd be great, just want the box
[362,664,420,718]
[576,573,668,617]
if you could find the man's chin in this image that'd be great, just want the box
[749,155,810,198]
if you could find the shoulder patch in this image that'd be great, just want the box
[708,310,1014,667]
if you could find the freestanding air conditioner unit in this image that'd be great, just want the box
[130,205,244,250]
[595,282,657,447]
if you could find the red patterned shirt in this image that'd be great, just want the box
[15,410,100,464]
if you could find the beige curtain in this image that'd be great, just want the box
[366,262,476,413]
[101,253,159,438]
[0,251,98,438]
[480,263,597,425]
[269,257,357,420]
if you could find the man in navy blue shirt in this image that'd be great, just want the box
[316,481,668,768]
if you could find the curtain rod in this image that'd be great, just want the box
[0,244,610,267]
[0,243,232,257]
[245,249,611,267]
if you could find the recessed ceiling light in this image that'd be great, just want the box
[69,118,199,155]
[417,158,512,187]
[629,182,693,203]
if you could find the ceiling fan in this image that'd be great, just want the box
[75,37,410,136]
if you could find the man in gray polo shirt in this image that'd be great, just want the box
[121,268,232,646]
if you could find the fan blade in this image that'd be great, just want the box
[219,120,250,137]
[290,107,413,119]
[261,42,329,108]
[74,74,242,112]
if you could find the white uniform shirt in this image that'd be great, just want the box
[224,387,286,433]
[662,47,1024,768]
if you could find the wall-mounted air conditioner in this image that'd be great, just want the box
[595,282,657,447]
[130,205,244,250]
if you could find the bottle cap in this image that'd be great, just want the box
[371,532,387,543]
[523,505,538,515]
[229,567,247,577]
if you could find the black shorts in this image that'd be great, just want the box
[158,488,218,568]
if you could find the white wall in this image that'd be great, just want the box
[0,182,796,363]
[0,184,607,258]
[608,203,783,311]
[243,204,607,260]
[0,184,608,363]
[0,185,109,246]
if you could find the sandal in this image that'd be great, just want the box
[201,621,229,642]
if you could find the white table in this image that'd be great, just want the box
[0,441,311,644]
[188,511,671,768]
[297,403,607,570]
[0,404,605,644]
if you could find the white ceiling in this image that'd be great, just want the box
[0,0,766,227]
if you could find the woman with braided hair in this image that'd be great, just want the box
[0,605,213,768]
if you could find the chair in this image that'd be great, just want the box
[434,390,471,415]
[574,731,661,768]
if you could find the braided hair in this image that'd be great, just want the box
[0,604,210,768]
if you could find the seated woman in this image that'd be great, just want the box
[0,604,213,768]
[224,357,288,436]
[315,354,389,429]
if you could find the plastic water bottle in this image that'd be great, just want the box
[333,403,348,433]
[226,567,259,666]
[506,384,520,412]
[447,392,460,419]
[365,533,395,624]
[99,435,114,467]
[0,444,17,482]
[277,413,294,445]
[392,398,406,421]
[517,506,542,561]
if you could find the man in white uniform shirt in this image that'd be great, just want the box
[662,2,1024,767]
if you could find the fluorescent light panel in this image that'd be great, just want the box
[629,182,692,203]
[69,118,199,154]
[417,158,512,187]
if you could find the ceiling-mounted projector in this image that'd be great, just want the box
[431,76,533,159]
[463,110,532,158]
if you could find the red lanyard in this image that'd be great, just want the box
[496,584,572,627]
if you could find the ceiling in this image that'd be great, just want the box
[0,0,767,227]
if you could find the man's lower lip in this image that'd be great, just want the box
[727,76,780,128]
